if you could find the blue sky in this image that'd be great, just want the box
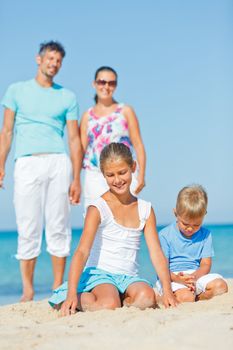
[0,0,232,229]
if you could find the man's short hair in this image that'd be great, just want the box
[38,40,66,58]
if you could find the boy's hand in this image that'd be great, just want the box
[60,295,78,316]
[162,290,179,308]
[177,272,196,292]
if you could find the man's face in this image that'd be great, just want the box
[36,50,63,79]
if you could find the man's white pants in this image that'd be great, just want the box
[14,154,72,260]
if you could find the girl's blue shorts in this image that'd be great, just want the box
[48,267,152,307]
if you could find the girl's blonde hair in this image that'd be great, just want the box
[100,142,134,173]
[176,184,208,218]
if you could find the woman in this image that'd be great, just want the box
[80,66,146,207]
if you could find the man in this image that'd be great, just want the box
[0,41,82,301]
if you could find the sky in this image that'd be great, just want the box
[0,0,232,230]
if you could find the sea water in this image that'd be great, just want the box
[0,224,232,305]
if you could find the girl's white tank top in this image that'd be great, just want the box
[85,197,151,276]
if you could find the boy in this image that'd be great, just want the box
[157,185,228,302]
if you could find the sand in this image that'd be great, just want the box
[0,280,232,350]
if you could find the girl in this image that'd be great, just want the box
[49,143,176,315]
[80,66,146,208]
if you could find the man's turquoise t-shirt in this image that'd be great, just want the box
[1,79,78,159]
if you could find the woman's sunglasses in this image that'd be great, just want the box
[95,79,117,88]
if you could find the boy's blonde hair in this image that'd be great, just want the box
[176,185,208,219]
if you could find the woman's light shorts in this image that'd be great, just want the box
[49,267,152,307]
[155,270,225,296]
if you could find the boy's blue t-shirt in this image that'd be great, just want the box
[1,79,79,159]
[159,222,214,272]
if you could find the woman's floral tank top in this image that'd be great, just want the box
[83,103,133,170]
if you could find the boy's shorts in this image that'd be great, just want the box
[49,267,152,307]
[155,270,224,296]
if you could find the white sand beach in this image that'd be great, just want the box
[0,279,232,350]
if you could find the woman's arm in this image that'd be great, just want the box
[143,208,178,307]
[61,206,101,316]
[123,105,146,194]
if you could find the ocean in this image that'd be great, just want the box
[0,224,233,306]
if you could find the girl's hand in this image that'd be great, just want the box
[60,295,78,316]
[162,291,178,308]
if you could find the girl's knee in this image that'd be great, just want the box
[99,297,121,310]
[79,292,97,311]
[133,288,156,309]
